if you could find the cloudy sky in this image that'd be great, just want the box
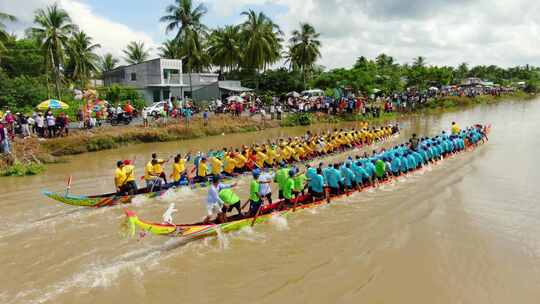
[1,0,539,69]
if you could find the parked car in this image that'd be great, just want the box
[144,102,166,117]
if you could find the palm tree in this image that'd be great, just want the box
[289,23,321,87]
[100,53,119,73]
[123,41,149,64]
[32,3,76,98]
[413,56,426,68]
[240,10,283,88]
[67,31,100,87]
[159,39,183,59]
[0,11,16,54]
[160,0,208,97]
[207,25,242,72]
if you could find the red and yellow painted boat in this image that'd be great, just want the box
[123,127,489,241]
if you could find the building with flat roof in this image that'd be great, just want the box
[103,58,252,104]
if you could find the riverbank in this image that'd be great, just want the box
[0,91,535,176]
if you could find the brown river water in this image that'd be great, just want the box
[2,99,540,304]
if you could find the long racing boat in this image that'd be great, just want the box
[123,126,489,241]
[43,134,399,208]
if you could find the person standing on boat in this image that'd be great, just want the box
[258,167,274,205]
[205,177,237,223]
[451,121,461,135]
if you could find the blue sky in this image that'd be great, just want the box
[83,0,288,43]
[2,0,540,68]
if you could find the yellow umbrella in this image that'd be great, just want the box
[37,99,70,110]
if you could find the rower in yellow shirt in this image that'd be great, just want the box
[255,149,267,168]
[151,153,168,183]
[122,159,137,194]
[223,153,237,175]
[210,156,223,176]
[170,153,190,186]
[115,161,127,194]
[234,151,247,172]
[266,146,278,166]
[194,157,208,183]
[451,121,461,135]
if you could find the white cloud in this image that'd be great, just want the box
[2,0,540,69]
[208,0,540,69]
[0,0,159,64]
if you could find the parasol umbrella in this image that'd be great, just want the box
[429,86,439,91]
[37,99,70,110]
[227,95,244,102]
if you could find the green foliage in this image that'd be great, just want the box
[97,84,145,109]
[1,162,45,176]
[281,113,313,126]
[1,37,45,77]
[0,70,49,110]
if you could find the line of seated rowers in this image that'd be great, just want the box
[128,124,400,195]
[203,124,488,223]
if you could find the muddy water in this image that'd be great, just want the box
[2,99,540,304]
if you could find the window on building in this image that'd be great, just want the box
[130,73,137,81]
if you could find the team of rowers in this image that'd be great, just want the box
[114,123,400,195]
[202,122,488,223]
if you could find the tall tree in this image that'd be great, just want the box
[0,11,16,55]
[240,9,283,88]
[67,31,100,87]
[160,0,208,97]
[159,39,183,59]
[32,3,75,98]
[99,53,119,73]
[123,41,149,64]
[207,25,242,72]
[412,56,427,68]
[288,23,321,87]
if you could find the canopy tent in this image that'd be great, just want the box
[37,99,69,110]
[227,96,244,102]
[287,91,301,98]
[219,84,253,92]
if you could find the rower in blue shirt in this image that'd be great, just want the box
[391,153,401,176]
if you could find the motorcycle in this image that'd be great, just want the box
[109,113,133,126]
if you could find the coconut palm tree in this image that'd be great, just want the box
[99,53,119,73]
[67,31,100,87]
[240,10,283,89]
[413,56,426,68]
[32,3,76,98]
[207,25,242,72]
[0,11,16,54]
[288,23,321,87]
[159,39,183,59]
[160,0,208,96]
[123,41,149,64]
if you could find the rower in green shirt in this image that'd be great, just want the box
[248,169,262,216]
[274,162,290,199]
[280,170,296,210]
[293,167,308,196]
[218,187,242,221]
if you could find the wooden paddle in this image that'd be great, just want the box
[250,202,263,226]
[64,175,72,196]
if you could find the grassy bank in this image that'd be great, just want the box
[0,92,535,176]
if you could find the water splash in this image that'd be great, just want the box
[269,213,289,231]
[214,225,230,250]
